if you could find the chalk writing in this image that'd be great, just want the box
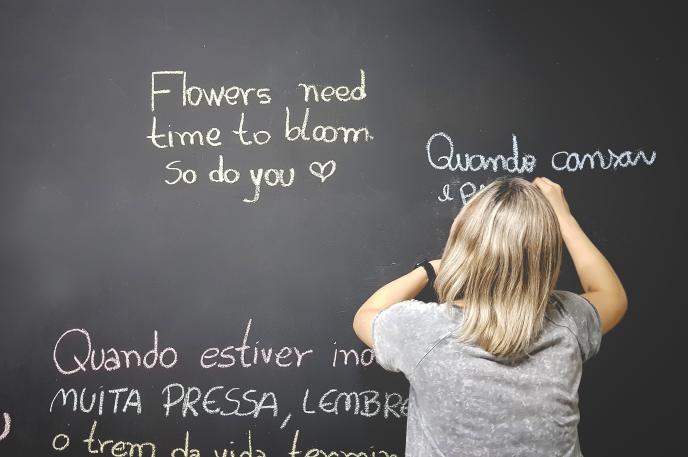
[298,69,367,103]
[428,133,657,204]
[308,160,336,183]
[148,69,371,203]
[436,180,487,204]
[173,429,265,457]
[50,387,142,415]
[426,133,536,173]
[52,433,70,451]
[331,342,374,367]
[0,412,9,441]
[551,148,656,172]
[243,167,296,204]
[147,116,222,149]
[151,70,271,111]
[289,429,398,457]
[199,318,313,368]
[232,112,271,145]
[161,384,278,419]
[165,160,198,184]
[53,329,178,375]
[284,107,373,143]
[209,155,241,184]
[84,420,156,457]
[301,388,407,418]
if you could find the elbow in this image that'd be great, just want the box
[615,288,629,323]
[352,308,362,335]
[619,285,629,312]
[619,294,629,319]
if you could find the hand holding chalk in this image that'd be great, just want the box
[532,177,573,223]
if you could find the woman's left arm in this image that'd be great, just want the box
[352,259,440,348]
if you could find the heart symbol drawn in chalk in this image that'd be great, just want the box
[309,160,336,183]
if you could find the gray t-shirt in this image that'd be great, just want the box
[372,289,602,457]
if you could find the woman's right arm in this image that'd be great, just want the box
[533,177,628,334]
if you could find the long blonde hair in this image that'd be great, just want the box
[434,176,563,359]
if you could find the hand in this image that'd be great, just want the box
[429,259,441,272]
[532,176,573,222]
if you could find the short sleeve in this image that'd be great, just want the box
[371,300,446,377]
[552,290,603,362]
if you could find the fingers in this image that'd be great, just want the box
[531,176,548,190]
[531,176,560,189]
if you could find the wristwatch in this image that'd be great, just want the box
[414,259,436,287]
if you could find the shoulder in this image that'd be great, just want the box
[550,290,601,324]
[549,289,603,361]
[372,299,457,374]
[373,299,458,353]
[374,299,451,331]
[377,299,435,316]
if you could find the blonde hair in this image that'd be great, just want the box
[434,176,563,359]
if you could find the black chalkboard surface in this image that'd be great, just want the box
[1,1,685,455]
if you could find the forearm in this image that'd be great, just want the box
[357,266,429,313]
[560,215,625,297]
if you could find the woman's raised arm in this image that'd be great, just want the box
[533,177,628,334]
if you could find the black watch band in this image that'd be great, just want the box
[414,259,436,286]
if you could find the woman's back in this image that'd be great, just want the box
[372,290,602,457]
[355,176,627,455]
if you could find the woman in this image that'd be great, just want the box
[353,176,627,456]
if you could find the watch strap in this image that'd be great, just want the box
[414,259,436,286]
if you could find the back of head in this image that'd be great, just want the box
[434,176,563,360]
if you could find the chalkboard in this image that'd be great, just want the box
[1,1,685,455]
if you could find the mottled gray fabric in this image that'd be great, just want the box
[372,290,602,457]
